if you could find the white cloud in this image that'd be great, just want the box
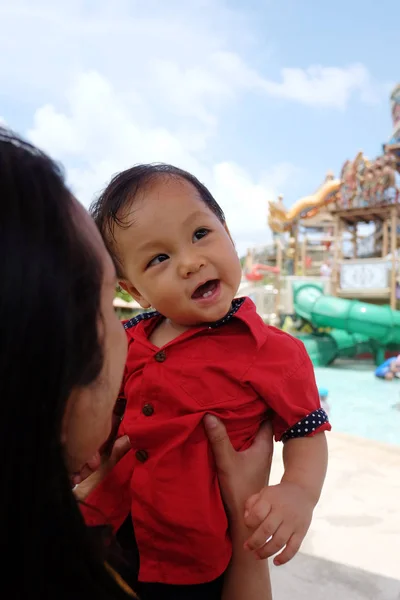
[0,1,382,114]
[30,104,83,156]
[28,70,290,255]
[1,1,386,256]
[200,54,380,109]
[212,161,300,240]
[260,64,379,109]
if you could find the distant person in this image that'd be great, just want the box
[86,163,331,600]
[318,388,330,417]
[375,355,400,380]
[320,259,332,278]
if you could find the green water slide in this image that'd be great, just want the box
[292,282,400,366]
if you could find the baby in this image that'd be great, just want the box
[85,164,330,600]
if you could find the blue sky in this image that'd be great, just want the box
[0,0,397,254]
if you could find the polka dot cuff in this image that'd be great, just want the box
[281,408,329,442]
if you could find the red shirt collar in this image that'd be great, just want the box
[124,296,268,350]
[232,297,268,349]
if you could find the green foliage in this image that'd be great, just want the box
[115,285,133,302]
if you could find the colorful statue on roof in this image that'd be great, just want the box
[390,84,400,137]
[385,84,400,169]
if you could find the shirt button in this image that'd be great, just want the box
[142,403,154,417]
[154,350,166,362]
[135,449,148,463]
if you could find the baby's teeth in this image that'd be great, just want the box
[202,290,212,298]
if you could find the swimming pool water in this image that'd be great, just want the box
[314,361,400,447]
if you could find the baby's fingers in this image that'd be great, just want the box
[273,533,303,566]
[244,492,271,529]
[254,523,292,560]
[244,510,282,552]
[244,493,260,522]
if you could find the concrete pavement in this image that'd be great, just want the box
[268,432,400,599]
[270,552,400,600]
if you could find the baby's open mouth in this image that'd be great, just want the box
[191,279,219,299]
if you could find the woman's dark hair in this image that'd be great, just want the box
[90,163,225,277]
[0,128,131,598]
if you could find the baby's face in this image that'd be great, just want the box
[115,177,242,326]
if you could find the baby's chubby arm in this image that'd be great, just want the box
[241,328,330,565]
[243,432,328,565]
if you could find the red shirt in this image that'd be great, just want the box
[83,298,330,585]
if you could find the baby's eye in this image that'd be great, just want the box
[193,228,210,241]
[147,254,169,268]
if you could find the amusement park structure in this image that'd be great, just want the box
[116,84,400,366]
[265,83,400,310]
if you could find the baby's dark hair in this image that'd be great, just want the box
[90,163,225,278]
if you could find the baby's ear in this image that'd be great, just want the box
[119,280,151,309]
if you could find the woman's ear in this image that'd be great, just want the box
[119,280,151,309]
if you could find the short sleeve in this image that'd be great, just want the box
[244,330,331,442]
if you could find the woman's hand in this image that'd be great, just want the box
[71,397,128,486]
[73,435,131,502]
[204,415,273,519]
[204,415,273,600]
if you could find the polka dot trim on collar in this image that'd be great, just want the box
[123,298,245,331]
[281,408,329,443]
[207,297,245,329]
[124,310,159,330]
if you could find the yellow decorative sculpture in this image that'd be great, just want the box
[268,176,341,233]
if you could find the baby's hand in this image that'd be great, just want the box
[243,482,314,565]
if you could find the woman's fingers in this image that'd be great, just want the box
[204,417,273,478]
[204,415,275,523]
[109,435,131,466]
[73,436,131,501]
[87,452,101,471]
[71,463,95,485]
[203,414,234,472]
[72,435,131,487]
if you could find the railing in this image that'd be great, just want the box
[237,283,279,324]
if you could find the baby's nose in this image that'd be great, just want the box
[179,257,205,278]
